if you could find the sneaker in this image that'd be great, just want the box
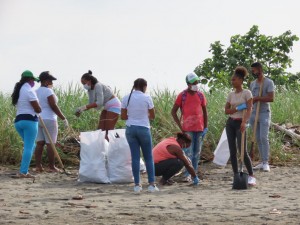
[262,163,270,172]
[253,162,263,170]
[147,185,159,193]
[182,175,192,183]
[133,185,142,193]
[248,176,256,186]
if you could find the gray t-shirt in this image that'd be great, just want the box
[250,77,274,113]
[88,82,113,109]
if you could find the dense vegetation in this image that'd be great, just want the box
[1,85,299,167]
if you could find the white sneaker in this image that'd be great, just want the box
[134,185,142,193]
[248,176,256,186]
[253,162,263,170]
[147,185,159,193]
[263,163,270,172]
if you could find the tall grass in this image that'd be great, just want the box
[0,84,299,166]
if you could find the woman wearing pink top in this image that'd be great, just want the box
[152,133,199,185]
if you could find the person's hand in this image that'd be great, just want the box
[240,122,247,133]
[193,176,199,185]
[201,128,208,138]
[63,119,69,128]
[236,103,247,111]
[75,105,87,117]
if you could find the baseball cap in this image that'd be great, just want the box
[185,72,200,84]
[21,70,39,81]
[39,71,57,82]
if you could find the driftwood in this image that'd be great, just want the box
[271,122,300,142]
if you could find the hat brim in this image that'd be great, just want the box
[188,77,200,84]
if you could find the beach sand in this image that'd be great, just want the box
[0,162,299,225]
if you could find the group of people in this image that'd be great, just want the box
[11,62,274,193]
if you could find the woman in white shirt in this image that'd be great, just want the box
[224,66,256,186]
[75,70,121,141]
[11,70,41,179]
[35,71,68,172]
[121,78,159,193]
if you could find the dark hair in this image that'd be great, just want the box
[81,70,98,85]
[127,78,147,107]
[251,62,263,69]
[176,132,192,145]
[11,77,31,106]
[234,66,248,80]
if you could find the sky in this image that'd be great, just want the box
[1,0,300,96]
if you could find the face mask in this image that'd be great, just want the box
[83,84,91,90]
[48,84,53,89]
[29,80,35,87]
[190,84,199,92]
[252,72,259,79]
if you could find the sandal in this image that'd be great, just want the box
[11,173,36,181]
[48,167,62,173]
[33,167,45,173]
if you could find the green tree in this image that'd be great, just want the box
[195,25,299,90]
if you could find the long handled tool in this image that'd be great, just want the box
[233,110,248,190]
[249,78,264,159]
[39,116,71,175]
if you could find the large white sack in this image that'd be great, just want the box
[107,129,133,183]
[213,128,230,167]
[78,129,110,183]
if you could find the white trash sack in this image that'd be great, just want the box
[107,129,133,183]
[78,129,110,183]
[213,128,230,167]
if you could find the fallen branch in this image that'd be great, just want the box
[271,122,300,143]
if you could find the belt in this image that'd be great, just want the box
[229,117,242,121]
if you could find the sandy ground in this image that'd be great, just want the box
[0,162,299,225]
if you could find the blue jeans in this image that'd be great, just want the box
[183,131,203,176]
[14,120,38,174]
[250,112,271,162]
[125,125,155,185]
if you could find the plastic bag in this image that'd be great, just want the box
[78,129,110,183]
[213,128,230,167]
[107,129,133,183]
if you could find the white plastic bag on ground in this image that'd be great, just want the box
[78,129,110,183]
[213,128,230,167]
[107,129,133,183]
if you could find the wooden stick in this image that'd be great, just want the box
[38,116,70,175]
[249,78,264,159]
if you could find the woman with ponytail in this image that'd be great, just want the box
[11,70,41,179]
[121,78,158,193]
[75,70,121,140]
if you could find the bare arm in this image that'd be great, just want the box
[224,102,237,115]
[202,105,208,128]
[167,145,197,178]
[240,98,253,133]
[121,108,128,120]
[30,100,41,113]
[171,104,183,132]
[149,108,155,120]
[48,95,66,120]
[253,91,274,103]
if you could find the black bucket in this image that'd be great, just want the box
[232,172,248,190]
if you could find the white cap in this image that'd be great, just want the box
[185,72,200,84]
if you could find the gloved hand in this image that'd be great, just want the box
[63,119,69,128]
[201,127,208,138]
[75,105,87,115]
[193,176,199,185]
[236,103,247,111]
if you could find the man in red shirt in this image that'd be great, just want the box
[171,72,208,182]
